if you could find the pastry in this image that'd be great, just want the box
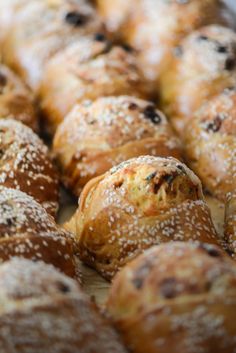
[73,156,219,280]
[53,96,182,195]
[0,64,37,131]
[0,119,59,216]
[39,35,150,134]
[107,242,236,353]
[184,87,236,201]
[2,0,104,90]
[160,25,236,135]
[0,187,76,278]
[0,257,127,353]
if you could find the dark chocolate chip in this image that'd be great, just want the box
[176,164,186,174]
[217,45,228,54]
[0,72,7,87]
[128,102,138,110]
[205,115,222,133]
[163,174,175,185]
[121,43,133,52]
[198,35,208,41]
[199,244,221,258]
[160,278,177,299]
[146,171,157,182]
[143,105,162,125]
[94,33,107,42]
[57,282,70,293]
[65,11,87,26]
[225,57,235,71]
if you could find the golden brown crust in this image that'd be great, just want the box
[0,64,38,131]
[160,25,236,135]
[0,187,77,279]
[2,0,104,90]
[0,119,59,217]
[39,36,150,134]
[123,0,231,84]
[107,242,236,353]
[53,96,182,195]
[184,88,236,201]
[0,258,127,353]
[224,191,236,256]
[74,156,219,280]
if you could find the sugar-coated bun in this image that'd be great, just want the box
[184,87,236,201]
[39,36,150,134]
[225,191,236,256]
[2,0,104,90]
[0,258,127,353]
[53,96,182,195]
[107,242,236,353]
[160,25,236,135]
[74,156,219,280]
[122,0,232,84]
[0,187,77,278]
[0,119,59,216]
[0,64,37,131]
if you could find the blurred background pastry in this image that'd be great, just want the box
[53,96,182,195]
[107,242,236,353]
[39,35,150,135]
[160,25,236,135]
[184,87,236,201]
[0,119,59,217]
[0,257,127,353]
[0,187,76,278]
[1,0,104,91]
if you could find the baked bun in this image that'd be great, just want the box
[184,87,236,201]
[0,258,127,353]
[107,242,236,353]
[73,156,219,280]
[53,96,182,195]
[0,64,37,131]
[121,0,231,84]
[39,36,150,134]
[225,192,236,256]
[2,0,103,90]
[0,119,59,216]
[0,187,77,278]
[160,25,236,135]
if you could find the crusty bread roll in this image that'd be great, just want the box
[0,258,127,353]
[0,64,37,131]
[72,156,219,280]
[39,35,150,134]
[225,191,236,256]
[122,0,231,84]
[0,187,77,278]
[2,0,104,90]
[0,119,59,216]
[160,25,236,135]
[184,87,236,201]
[106,242,236,353]
[53,96,182,195]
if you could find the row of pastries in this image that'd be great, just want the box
[0,0,234,352]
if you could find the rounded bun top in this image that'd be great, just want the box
[87,156,203,216]
[107,242,236,319]
[0,257,80,302]
[194,87,236,136]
